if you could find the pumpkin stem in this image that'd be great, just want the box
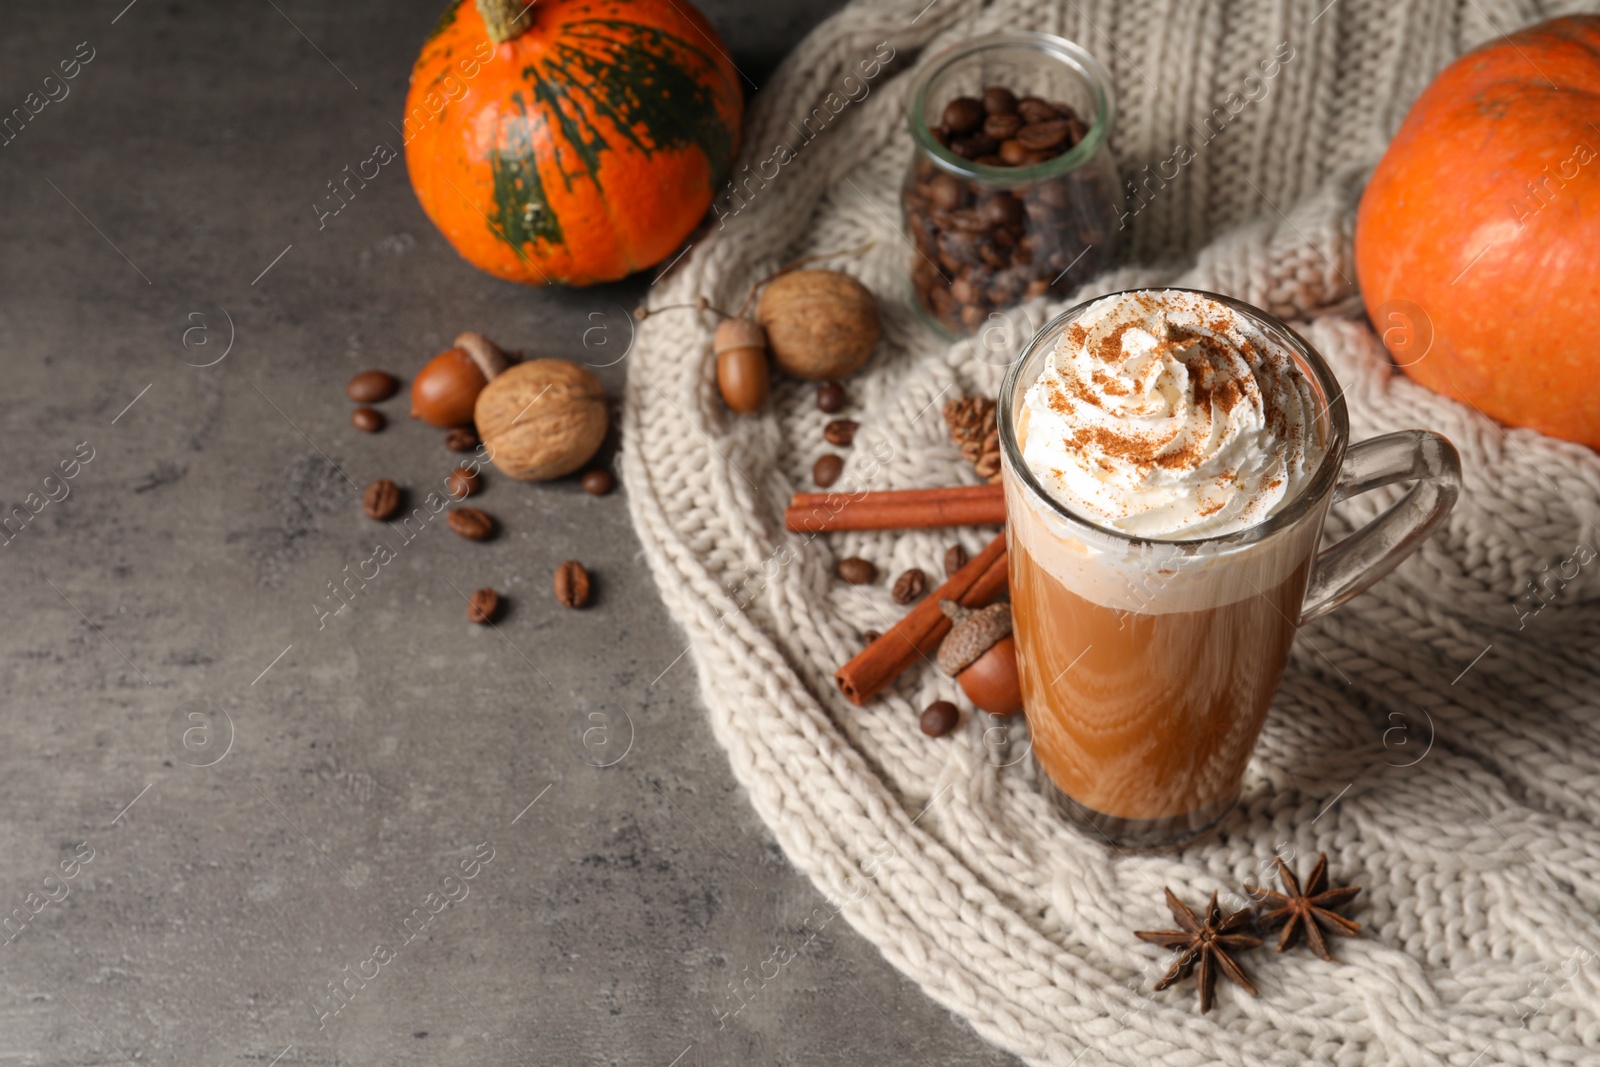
[476,0,535,43]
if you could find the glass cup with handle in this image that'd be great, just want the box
[999,288,1461,849]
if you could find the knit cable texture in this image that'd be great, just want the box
[622,1,1600,1062]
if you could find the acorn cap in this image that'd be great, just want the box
[714,318,767,354]
[454,330,513,380]
[936,600,1013,676]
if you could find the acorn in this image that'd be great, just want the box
[635,298,769,415]
[713,319,770,414]
[411,331,513,428]
[936,600,1022,716]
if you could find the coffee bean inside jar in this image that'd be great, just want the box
[903,64,1122,337]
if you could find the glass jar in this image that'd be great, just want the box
[902,32,1122,336]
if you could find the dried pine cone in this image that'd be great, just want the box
[944,395,996,450]
[974,429,1001,482]
[944,395,1002,483]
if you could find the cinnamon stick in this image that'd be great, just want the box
[787,484,1005,533]
[836,531,1008,705]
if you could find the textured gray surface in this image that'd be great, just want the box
[0,2,1022,1064]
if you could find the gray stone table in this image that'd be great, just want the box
[0,2,1024,1064]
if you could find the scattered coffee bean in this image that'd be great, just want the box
[863,629,882,645]
[817,380,846,413]
[446,506,494,541]
[580,469,615,496]
[942,96,984,134]
[444,427,480,452]
[554,560,591,608]
[346,370,399,403]
[362,478,400,521]
[813,454,844,488]
[892,567,927,605]
[921,700,960,737]
[352,407,385,432]
[446,466,480,499]
[836,557,876,585]
[944,544,969,577]
[823,419,858,446]
[467,587,500,624]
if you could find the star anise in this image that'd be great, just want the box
[1134,888,1262,1013]
[1245,852,1361,960]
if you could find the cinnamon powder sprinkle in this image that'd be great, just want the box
[1029,291,1322,533]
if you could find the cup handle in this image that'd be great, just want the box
[1299,430,1461,623]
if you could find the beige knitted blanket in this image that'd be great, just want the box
[621,1,1600,1063]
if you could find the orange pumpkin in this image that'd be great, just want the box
[404,0,743,286]
[1355,15,1600,448]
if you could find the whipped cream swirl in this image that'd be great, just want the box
[1019,290,1323,539]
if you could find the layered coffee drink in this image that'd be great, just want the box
[1001,289,1331,844]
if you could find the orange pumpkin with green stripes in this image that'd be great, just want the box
[404,0,743,286]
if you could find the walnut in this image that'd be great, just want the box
[755,269,880,380]
[474,360,607,481]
